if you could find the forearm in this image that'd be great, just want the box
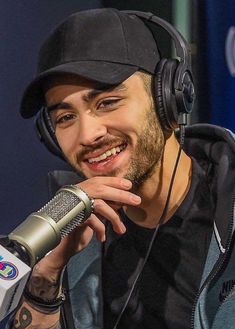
[12,262,63,329]
[12,297,60,329]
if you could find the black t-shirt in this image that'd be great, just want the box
[102,159,214,329]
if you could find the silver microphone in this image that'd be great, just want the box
[8,185,94,267]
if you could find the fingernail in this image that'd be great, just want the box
[131,195,141,203]
[123,180,132,188]
[120,224,126,233]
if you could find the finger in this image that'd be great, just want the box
[77,176,141,208]
[91,185,141,206]
[78,176,133,191]
[93,199,126,234]
[85,214,106,242]
[106,201,124,210]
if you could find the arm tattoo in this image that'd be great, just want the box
[12,306,32,328]
[12,264,61,328]
[13,306,60,329]
[27,264,60,300]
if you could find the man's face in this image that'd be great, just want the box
[45,73,164,187]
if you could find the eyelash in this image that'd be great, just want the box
[97,98,121,110]
[55,113,76,125]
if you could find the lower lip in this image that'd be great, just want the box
[84,149,127,173]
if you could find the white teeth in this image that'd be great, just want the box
[100,153,107,160]
[87,145,125,163]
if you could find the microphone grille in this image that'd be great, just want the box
[60,211,86,238]
[38,190,80,223]
[36,186,93,238]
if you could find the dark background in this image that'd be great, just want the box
[0,0,195,233]
[0,0,231,326]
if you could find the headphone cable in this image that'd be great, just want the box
[113,123,186,329]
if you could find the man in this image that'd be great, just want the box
[10,8,235,329]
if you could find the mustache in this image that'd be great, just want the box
[76,136,130,161]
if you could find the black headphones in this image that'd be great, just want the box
[35,10,195,160]
[35,107,64,159]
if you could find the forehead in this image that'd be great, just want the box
[44,76,130,106]
[43,72,149,108]
[44,73,146,104]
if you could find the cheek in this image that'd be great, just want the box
[55,129,79,157]
[107,107,144,134]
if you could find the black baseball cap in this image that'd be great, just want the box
[20,8,160,118]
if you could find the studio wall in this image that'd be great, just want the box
[0,1,102,326]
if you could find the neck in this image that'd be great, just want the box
[124,133,192,228]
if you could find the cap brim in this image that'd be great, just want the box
[20,61,139,118]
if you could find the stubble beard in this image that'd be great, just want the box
[126,108,164,188]
[107,106,164,188]
[71,104,164,187]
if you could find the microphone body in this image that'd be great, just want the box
[0,244,31,321]
[9,185,93,267]
[0,185,93,321]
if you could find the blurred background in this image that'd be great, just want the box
[0,0,235,326]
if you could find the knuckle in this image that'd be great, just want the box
[95,185,105,196]
[85,214,95,223]
[94,199,105,210]
[113,212,120,222]
[117,189,125,199]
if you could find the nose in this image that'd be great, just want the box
[78,113,107,146]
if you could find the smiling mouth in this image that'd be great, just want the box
[86,144,127,164]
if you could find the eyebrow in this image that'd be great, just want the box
[46,83,128,113]
[47,102,73,113]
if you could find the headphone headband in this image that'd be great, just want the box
[123,10,191,68]
[123,10,192,92]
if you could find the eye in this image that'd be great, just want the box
[55,113,76,125]
[97,98,121,110]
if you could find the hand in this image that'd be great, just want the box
[39,177,141,273]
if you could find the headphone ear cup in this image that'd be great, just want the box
[174,65,195,117]
[35,109,64,159]
[154,58,179,130]
[155,58,196,131]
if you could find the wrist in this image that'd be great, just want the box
[26,263,65,300]
[36,254,66,277]
[23,286,66,314]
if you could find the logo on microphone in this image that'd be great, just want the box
[0,260,18,280]
[225,26,235,77]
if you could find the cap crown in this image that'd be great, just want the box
[38,8,159,74]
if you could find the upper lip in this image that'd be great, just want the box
[83,143,126,161]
